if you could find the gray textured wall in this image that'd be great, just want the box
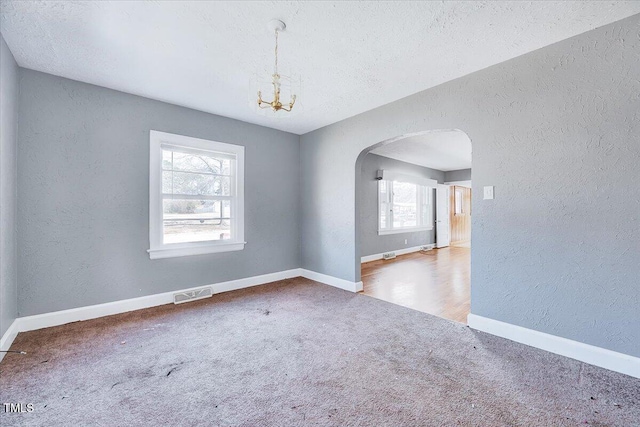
[444,169,471,183]
[360,154,443,257]
[0,36,19,338]
[301,16,640,357]
[17,70,300,317]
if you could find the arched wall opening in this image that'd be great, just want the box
[354,129,473,321]
[297,20,640,359]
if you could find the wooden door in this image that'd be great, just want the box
[450,186,471,244]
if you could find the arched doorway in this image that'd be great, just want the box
[355,129,472,323]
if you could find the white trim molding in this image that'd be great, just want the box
[12,269,301,334]
[444,180,471,188]
[468,314,640,379]
[379,171,438,188]
[148,241,246,259]
[299,269,363,292]
[361,244,435,263]
[0,268,363,355]
[0,320,20,363]
[378,226,432,236]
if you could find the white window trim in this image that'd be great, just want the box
[378,227,433,236]
[377,178,436,236]
[148,130,245,259]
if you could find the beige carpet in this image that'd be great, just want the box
[1,277,638,426]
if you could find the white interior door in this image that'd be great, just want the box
[436,184,450,248]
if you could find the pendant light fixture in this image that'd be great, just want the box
[250,20,300,117]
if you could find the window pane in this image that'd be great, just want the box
[163,199,231,244]
[162,150,173,170]
[393,182,417,228]
[380,206,387,229]
[379,181,388,229]
[166,150,232,175]
[455,189,463,214]
[162,171,231,197]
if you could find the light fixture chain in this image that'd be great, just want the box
[274,29,279,75]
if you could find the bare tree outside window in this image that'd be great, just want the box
[162,149,233,244]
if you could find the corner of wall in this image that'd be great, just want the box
[297,133,303,269]
[0,34,20,339]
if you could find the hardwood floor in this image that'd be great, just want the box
[361,246,470,323]
[451,240,470,248]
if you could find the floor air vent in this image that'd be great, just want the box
[382,252,397,260]
[174,287,213,304]
[420,244,436,251]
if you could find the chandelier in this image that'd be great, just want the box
[253,20,299,115]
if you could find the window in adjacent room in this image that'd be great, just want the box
[378,178,433,235]
[454,188,464,215]
[148,130,245,259]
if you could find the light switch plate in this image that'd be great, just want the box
[483,186,494,200]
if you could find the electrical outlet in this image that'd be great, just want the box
[404,239,408,244]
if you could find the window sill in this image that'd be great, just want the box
[378,227,433,236]
[148,242,246,259]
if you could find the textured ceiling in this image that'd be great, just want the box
[370,131,472,172]
[1,1,639,135]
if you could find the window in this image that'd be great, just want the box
[378,176,434,235]
[148,131,245,259]
[455,188,464,215]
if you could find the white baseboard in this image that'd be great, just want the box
[299,268,363,292]
[12,269,301,335]
[0,268,363,349]
[0,319,20,363]
[361,244,435,263]
[9,276,635,379]
[467,314,640,379]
